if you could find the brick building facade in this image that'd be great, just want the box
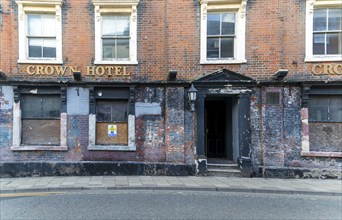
[0,0,341,178]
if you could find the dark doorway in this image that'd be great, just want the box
[205,98,233,159]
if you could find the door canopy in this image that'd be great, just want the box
[193,69,255,87]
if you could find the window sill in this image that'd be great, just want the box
[301,151,342,158]
[304,57,342,62]
[11,145,68,151]
[94,60,138,65]
[88,145,136,151]
[200,59,247,65]
[17,59,63,64]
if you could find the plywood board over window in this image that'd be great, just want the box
[96,122,128,145]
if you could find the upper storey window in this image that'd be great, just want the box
[313,8,342,55]
[200,0,247,64]
[102,15,130,60]
[305,0,342,62]
[207,12,235,59]
[92,0,140,65]
[16,0,63,64]
[27,14,56,58]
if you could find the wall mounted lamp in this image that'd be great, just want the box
[188,84,197,112]
[0,70,6,80]
[273,69,288,80]
[73,71,82,81]
[168,70,177,81]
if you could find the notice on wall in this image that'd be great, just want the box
[108,125,117,137]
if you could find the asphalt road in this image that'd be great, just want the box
[1,190,341,220]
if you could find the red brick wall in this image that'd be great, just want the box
[1,0,341,81]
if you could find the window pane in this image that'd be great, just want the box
[328,8,342,31]
[103,39,116,59]
[28,15,55,36]
[102,16,116,36]
[313,34,325,55]
[207,13,220,35]
[221,37,234,58]
[222,13,235,35]
[330,96,342,122]
[28,15,42,36]
[309,96,329,121]
[207,38,220,58]
[102,16,130,36]
[326,33,342,55]
[22,95,60,119]
[116,39,129,59]
[313,9,327,31]
[115,16,130,36]
[96,100,128,122]
[29,39,43,58]
[43,39,56,58]
[42,95,60,118]
[42,15,56,36]
[22,95,42,118]
[96,102,112,122]
[111,101,128,121]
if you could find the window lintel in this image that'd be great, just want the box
[311,0,342,8]
[92,0,140,7]
[199,0,245,5]
[15,0,63,7]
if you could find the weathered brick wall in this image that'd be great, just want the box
[136,87,166,162]
[165,87,185,163]
[250,86,342,178]
[0,86,13,150]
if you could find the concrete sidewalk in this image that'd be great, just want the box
[1,176,341,196]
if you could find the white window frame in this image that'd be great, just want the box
[92,0,139,65]
[305,0,342,62]
[200,0,247,64]
[16,0,63,64]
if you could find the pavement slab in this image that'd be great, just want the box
[0,176,341,195]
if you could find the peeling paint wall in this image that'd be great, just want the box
[250,86,342,179]
[0,86,13,149]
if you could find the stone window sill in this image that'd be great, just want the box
[17,59,63,64]
[93,60,138,65]
[11,145,68,151]
[88,145,136,151]
[301,151,342,158]
[200,59,247,65]
[304,57,342,62]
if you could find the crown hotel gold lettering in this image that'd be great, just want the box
[312,64,342,75]
[26,65,131,77]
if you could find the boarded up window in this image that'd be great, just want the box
[309,95,342,152]
[95,100,128,145]
[21,94,60,145]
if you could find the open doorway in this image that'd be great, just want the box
[205,97,239,163]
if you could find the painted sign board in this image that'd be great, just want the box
[108,125,117,137]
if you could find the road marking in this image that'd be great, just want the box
[0,192,64,198]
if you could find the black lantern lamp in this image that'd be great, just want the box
[188,84,197,111]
